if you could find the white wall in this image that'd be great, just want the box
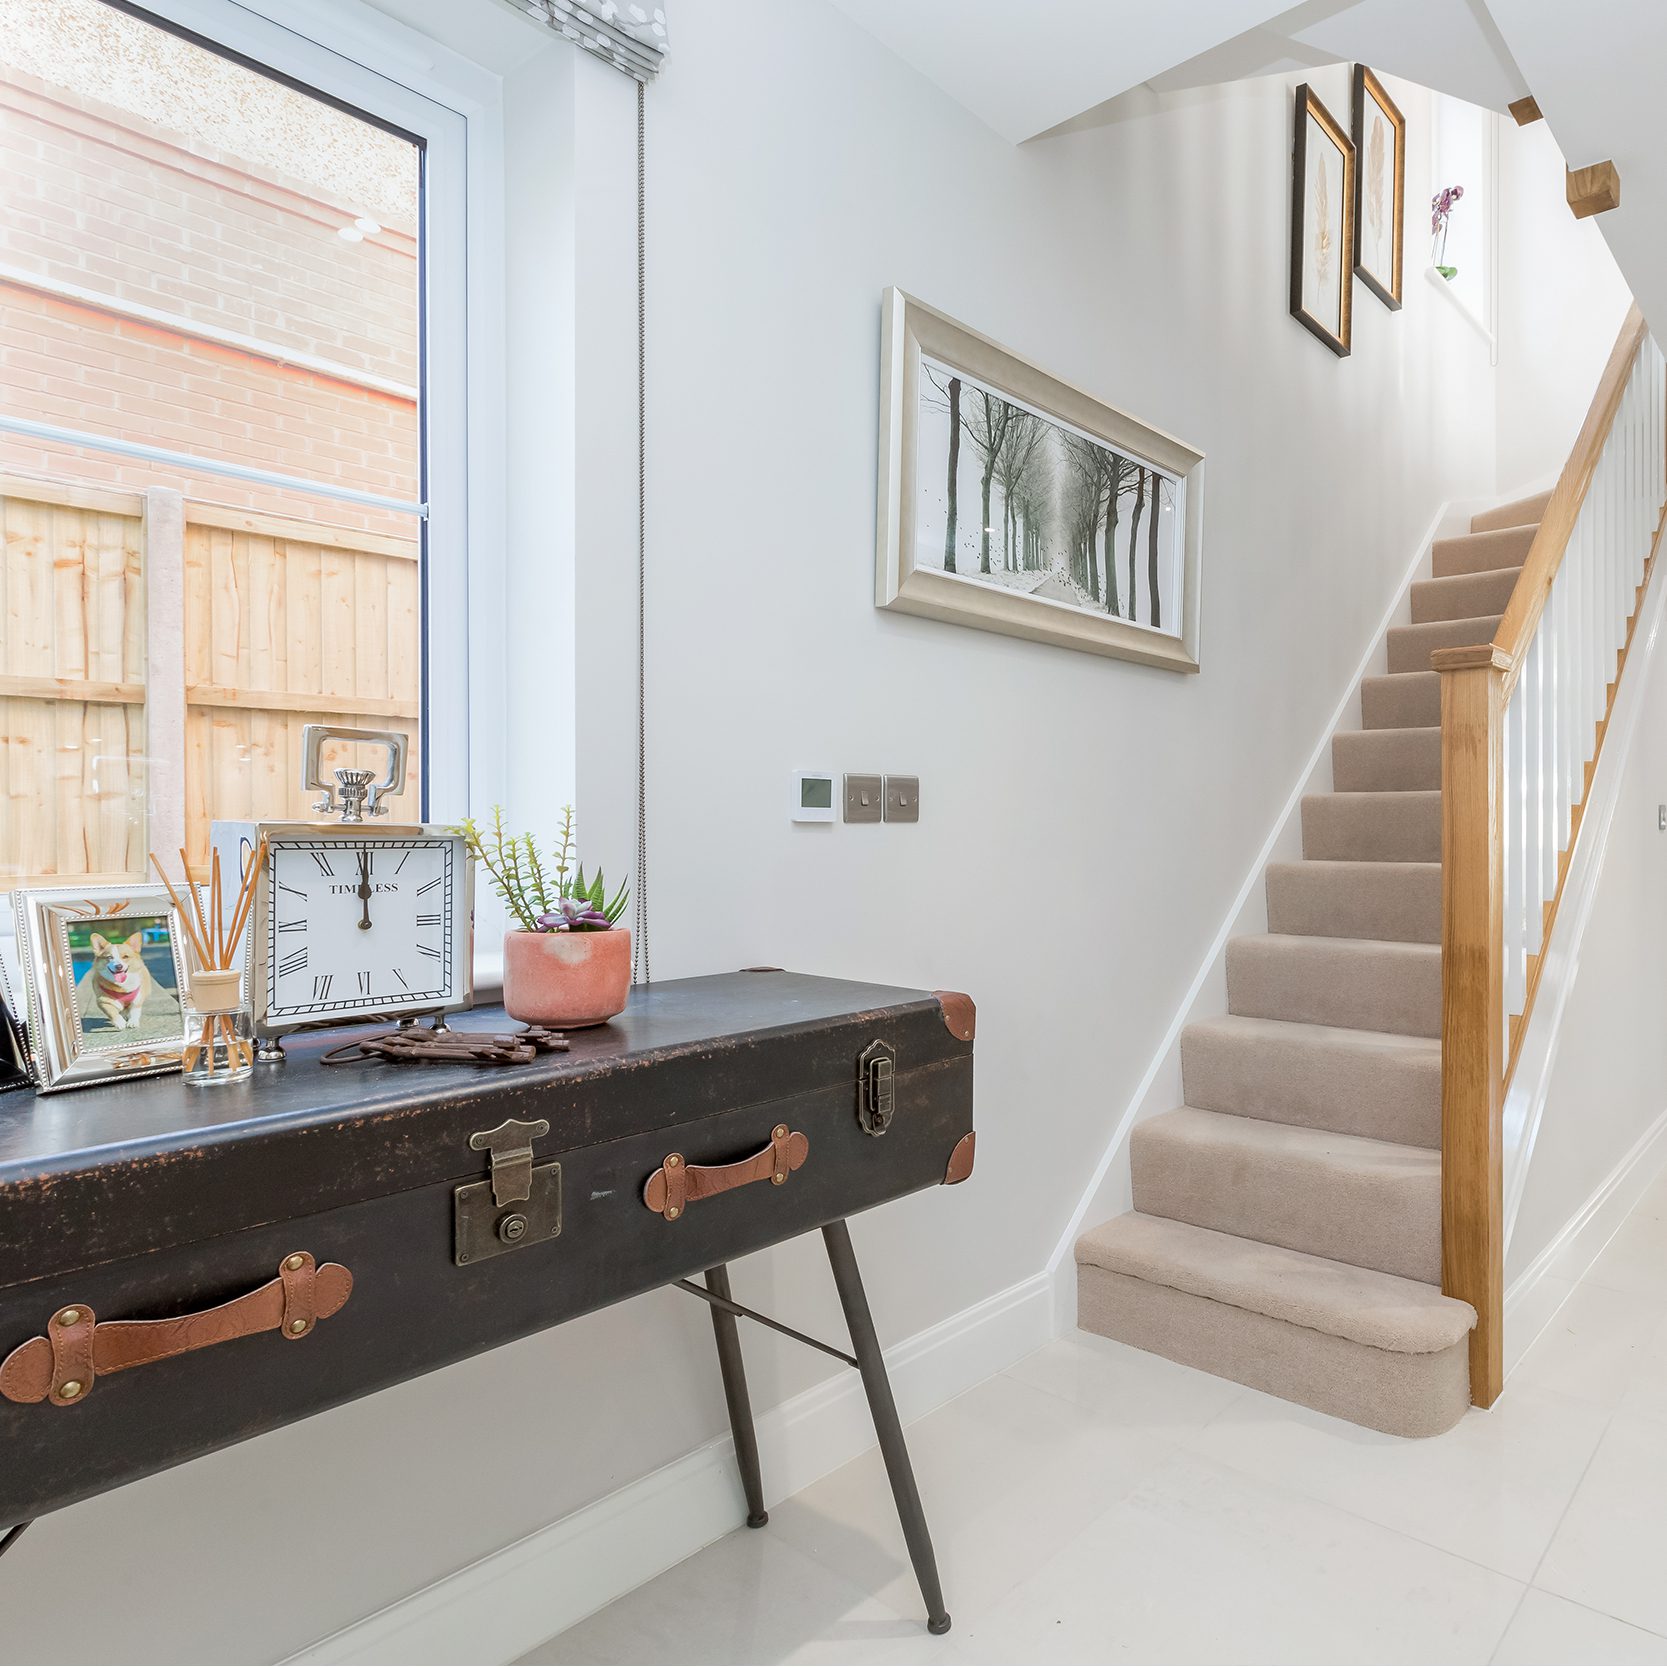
[1495,114,1634,495]
[0,3,1629,1660]
[1508,627,1667,1281]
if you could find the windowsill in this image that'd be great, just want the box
[1425,264,1495,349]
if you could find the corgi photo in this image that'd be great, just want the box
[71,917,182,1042]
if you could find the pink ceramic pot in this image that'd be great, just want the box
[502,927,632,1028]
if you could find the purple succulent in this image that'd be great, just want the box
[535,898,613,932]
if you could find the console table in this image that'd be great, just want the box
[0,970,976,1635]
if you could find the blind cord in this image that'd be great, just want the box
[632,77,651,986]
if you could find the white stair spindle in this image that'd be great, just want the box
[1522,633,1545,958]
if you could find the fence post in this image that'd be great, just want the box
[143,488,186,865]
[1435,644,1508,1406]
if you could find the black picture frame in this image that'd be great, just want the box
[1352,64,1406,310]
[1290,83,1356,357]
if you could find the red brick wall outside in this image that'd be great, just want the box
[0,68,420,537]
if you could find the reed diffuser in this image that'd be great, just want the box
[150,839,266,1083]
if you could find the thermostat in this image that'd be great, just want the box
[791,770,837,824]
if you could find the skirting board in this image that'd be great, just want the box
[1504,1106,1667,1376]
[285,1270,1052,1666]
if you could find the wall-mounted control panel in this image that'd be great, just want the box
[792,771,837,823]
[792,772,921,825]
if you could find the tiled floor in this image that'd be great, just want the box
[521,1172,1667,1665]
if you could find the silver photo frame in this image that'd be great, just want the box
[12,884,193,1092]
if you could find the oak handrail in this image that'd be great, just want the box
[1489,302,1647,693]
[1434,302,1661,1412]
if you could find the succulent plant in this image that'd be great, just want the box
[454,805,629,933]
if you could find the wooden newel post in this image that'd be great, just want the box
[1434,644,1509,1406]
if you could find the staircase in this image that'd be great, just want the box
[1074,488,1552,1439]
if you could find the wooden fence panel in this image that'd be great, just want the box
[181,504,421,868]
[0,481,147,884]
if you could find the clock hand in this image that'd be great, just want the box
[356,851,373,931]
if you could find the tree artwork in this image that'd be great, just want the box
[912,355,1180,635]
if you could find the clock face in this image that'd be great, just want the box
[264,837,458,1020]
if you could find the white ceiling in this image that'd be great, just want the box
[825,0,1530,141]
[820,0,1299,143]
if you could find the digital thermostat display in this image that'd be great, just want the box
[792,771,836,823]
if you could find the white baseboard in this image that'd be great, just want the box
[1042,495,1477,1326]
[1504,1107,1667,1375]
[285,1270,1052,1666]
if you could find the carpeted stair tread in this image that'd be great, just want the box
[1471,490,1551,533]
[1302,790,1440,862]
[1132,1107,1440,1281]
[1361,670,1439,729]
[1433,524,1537,577]
[1227,933,1440,1036]
[1411,565,1523,624]
[1387,612,1504,673]
[1266,859,1440,943]
[1075,1213,1474,1355]
[1331,726,1440,791]
[1181,1014,1439,1146]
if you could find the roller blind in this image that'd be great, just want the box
[498,0,668,81]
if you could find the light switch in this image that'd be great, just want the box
[884,775,920,823]
[844,773,882,823]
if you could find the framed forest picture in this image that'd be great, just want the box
[875,289,1205,672]
[1290,83,1355,356]
[1352,64,1405,308]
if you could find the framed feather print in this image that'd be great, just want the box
[1289,83,1355,357]
[1352,65,1405,309]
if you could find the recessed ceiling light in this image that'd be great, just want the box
[354,216,382,235]
[337,225,364,242]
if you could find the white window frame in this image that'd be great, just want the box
[104,0,510,828]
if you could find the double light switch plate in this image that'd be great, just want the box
[844,774,919,823]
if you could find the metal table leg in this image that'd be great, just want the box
[822,1219,951,1635]
[704,1264,769,1528]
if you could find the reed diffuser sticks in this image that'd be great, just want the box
[149,837,267,1075]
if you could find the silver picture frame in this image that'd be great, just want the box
[875,287,1206,671]
[11,884,193,1093]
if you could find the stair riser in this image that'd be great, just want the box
[1433,525,1536,577]
[1361,673,1439,729]
[1301,794,1441,862]
[1131,1120,1440,1282]
[1266,862,1440,943]
[1411,567,1522,624]
[1077,1269,1470,1438]
[1182,1024,1440,1146]
[1471,491,1550,534]
[1227,939,1441,1036]
[1387,615,1503,674]
[1331,728,1440,792]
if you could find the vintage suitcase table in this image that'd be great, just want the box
[0,970,976,1634]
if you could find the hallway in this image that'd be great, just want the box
[525,1163,1667,1664]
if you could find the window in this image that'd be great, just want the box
[0,0,472,885]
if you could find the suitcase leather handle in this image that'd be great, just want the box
[643,1125,809,1221]
[0,1252,353,1408]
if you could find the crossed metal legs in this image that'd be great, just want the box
[690,1220,951,1636]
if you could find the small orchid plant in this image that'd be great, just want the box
[1432,183,1464,280]
[455,805,628,933]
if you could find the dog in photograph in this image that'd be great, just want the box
[76,931,155,1031]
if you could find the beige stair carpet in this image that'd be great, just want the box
[1076,500,1544,1436]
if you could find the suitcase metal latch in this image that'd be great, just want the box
[454,1117,562,1266]
[857,1040,896,1136]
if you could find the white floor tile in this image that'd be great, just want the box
[1179,1380,1609,1580]
[1579,1205,1667,1303]
[766,1368,1174,1628]
[952,1449,1522,1665]
[1509,1281,1667,1410]
[1004,1332,1244,1433]
[513,1525,964,1665]
[1491,1590,1667,1665]
[1537,1414,1667,1637]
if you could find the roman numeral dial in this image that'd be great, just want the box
[263,837,458,1021]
